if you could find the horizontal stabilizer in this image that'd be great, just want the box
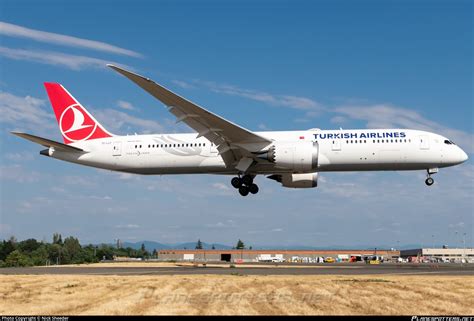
[11,132,84,152]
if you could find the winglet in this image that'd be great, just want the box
[108,64,152,83]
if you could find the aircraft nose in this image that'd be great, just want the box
[459,149,468,163]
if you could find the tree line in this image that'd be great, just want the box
[1,235,253,267]
[0,233,154,267]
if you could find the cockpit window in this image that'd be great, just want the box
[444,140,456,145]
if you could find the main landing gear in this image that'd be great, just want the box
[425,168,438,186]
[231,175,259,196]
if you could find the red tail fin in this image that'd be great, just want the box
[44,83,113,144]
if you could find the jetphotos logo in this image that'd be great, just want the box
[59,104,97,142]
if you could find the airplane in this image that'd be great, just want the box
[12,65,469,196]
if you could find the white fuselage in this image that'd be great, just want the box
[47,129,467,175]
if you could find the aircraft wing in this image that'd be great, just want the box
[108,65,272,169]
[11,132,84,152]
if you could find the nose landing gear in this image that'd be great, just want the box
[425,168,438,186]
[425,177,434,186]
[231,174,259,196]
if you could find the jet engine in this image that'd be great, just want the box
[267,173,319,188]
[256,141,318,171]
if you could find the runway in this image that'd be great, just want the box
[1,262,473,276]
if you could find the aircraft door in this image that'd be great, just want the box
[210,142,218,154]
[419,135,430,150]
[113,141,122,156]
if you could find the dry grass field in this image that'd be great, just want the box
[1,274,473,315]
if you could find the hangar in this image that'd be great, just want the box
[400,248,474,263]
[157,249,399,263]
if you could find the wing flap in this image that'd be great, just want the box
[11,132,84,152]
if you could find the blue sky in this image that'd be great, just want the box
[0,0,472,248]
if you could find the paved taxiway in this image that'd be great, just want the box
[1,263,473,276]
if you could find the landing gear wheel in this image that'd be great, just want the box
[231,177,242,189]
[242,175,253,186]
[249,184,259,194]
[425,177,434,186]
[239,186,249,196]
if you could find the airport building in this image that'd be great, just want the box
[157,249,399,263]
[400,248,474,263]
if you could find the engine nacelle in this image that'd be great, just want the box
[257,141,318,171]
[40,147,55,157]
[268,173,318,188]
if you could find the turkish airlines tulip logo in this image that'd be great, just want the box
[59,104,97,142]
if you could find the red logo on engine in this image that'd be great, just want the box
[59,104,97,142]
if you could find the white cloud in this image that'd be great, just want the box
[5,151,35,162]
[172,80,195,89]
[0,91,54,132]
[212,182,230,191]
[193,80,323,111]
[0,164,40,183]
[334,104,474,153]
[448,222,465,229]
[330,115,348,125]
[92,108,163,134]
[117,100,136,111]
[115,224,140,229]
[116,173,140,181]
[0,21,142,58]
[0,46,131,71]
[62,175,97,187]
[205,220,237,229]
